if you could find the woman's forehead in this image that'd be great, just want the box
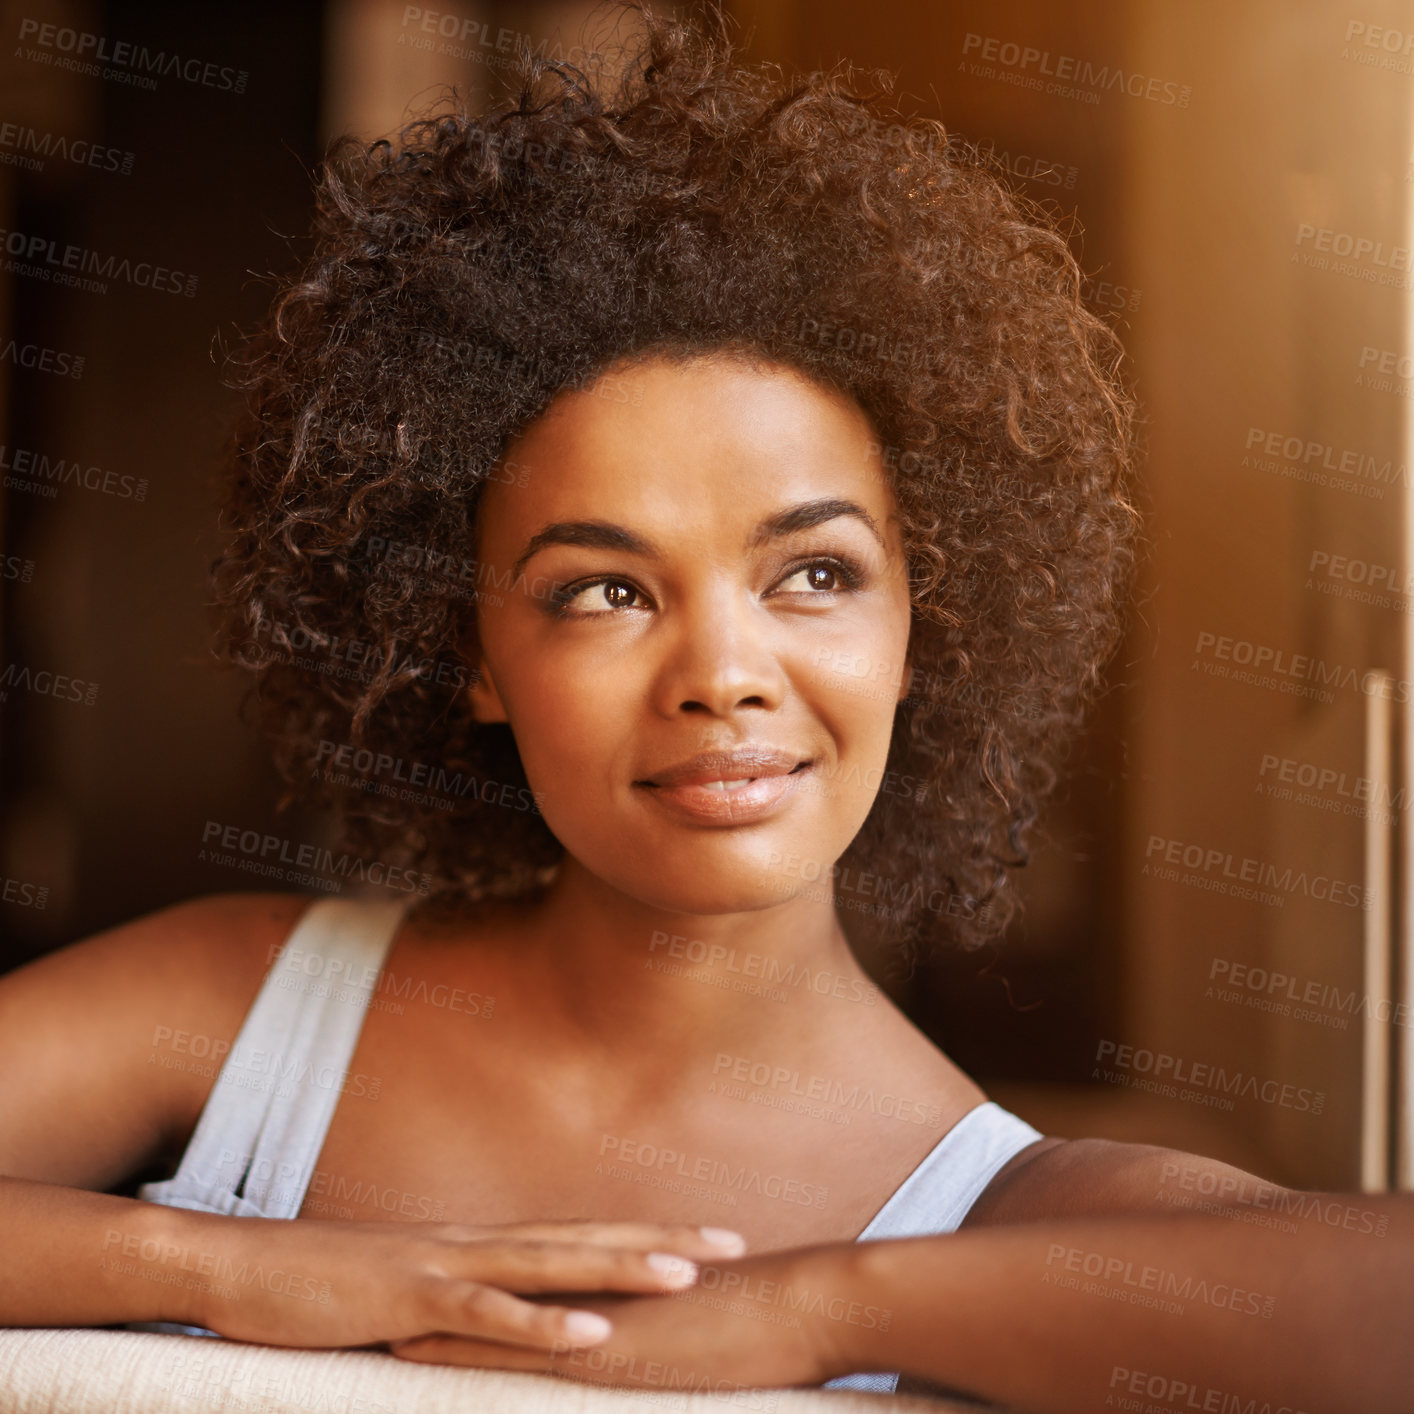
[485,355,894,517]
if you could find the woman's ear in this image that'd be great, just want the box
[460,614,508,724]
[896,640,915,705]
[466,658,509,724]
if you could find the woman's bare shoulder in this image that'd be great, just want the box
[0,891,314,1189]
[14,890,315,1022]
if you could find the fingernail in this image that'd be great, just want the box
[698,1227,747,1253]
[562,1311,612,1343]
[647,1252,698,1285]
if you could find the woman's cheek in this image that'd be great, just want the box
[508,662,636,808]
[799,636,902,744]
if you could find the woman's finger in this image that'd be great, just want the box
[423,1280,617,1351]
[454,1221,746,1258]
[449,1238,709,1293]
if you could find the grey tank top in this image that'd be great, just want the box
[126,894,1044,1395]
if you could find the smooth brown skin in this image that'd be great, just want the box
[0,355,1307,1370]
[390,1206,1414,1413]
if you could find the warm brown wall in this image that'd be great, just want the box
[1116,1,1409,1189]
[0,0,328,964]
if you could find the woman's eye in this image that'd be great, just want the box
[550,577,645,616]
[775,559,861,595]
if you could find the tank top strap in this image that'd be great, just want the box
[855,1099,1045,1240]
[143,892,413,1219]
[822,1100,1045,1396]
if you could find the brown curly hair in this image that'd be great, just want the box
[208,1,1143,972]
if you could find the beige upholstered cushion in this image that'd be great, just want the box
[0,1329,986,1413]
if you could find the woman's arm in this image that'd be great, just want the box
[0,1171,746,1345]
[834,1195,1414,1412]
[0,1175,201,1327]
[391,1191,1414,1412]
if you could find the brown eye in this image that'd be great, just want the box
[548,576,647,617]
[775,557,865,595]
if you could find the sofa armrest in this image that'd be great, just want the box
[0,1328,993,1414]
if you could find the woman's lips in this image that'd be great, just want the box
[636,763,811,825]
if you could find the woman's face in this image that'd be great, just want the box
[467,354,914,916]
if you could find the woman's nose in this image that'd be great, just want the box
[648,592,788,718]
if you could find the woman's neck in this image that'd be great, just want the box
[492,855,883,1068]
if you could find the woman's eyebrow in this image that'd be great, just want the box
[509,497,884,581]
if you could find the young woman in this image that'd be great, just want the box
[2,4,1405,1407]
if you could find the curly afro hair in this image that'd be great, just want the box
[209,0,1143,972]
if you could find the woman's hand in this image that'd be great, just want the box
[387,1242,875,1394]
[177,1214,747,1353]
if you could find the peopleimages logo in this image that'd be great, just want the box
[0,663,99,707]
[597,1134,829,1209]
[960,32,1191,106]
[0,338,83,379]
[198,820,431,895]
[1144,834,1371,910]
[1044,1243,1275,1319]
[1095,1040,1325,1115]
[0,226,197,296]
[711,1052,944,1127]
[0,442,147,500]
[1108,1366,1311,1414]
[1192,629,1412,705]
[0,122,135,175]
[1243,425,1409,493]
[16,19,248,93]
[648,931,880,1006]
